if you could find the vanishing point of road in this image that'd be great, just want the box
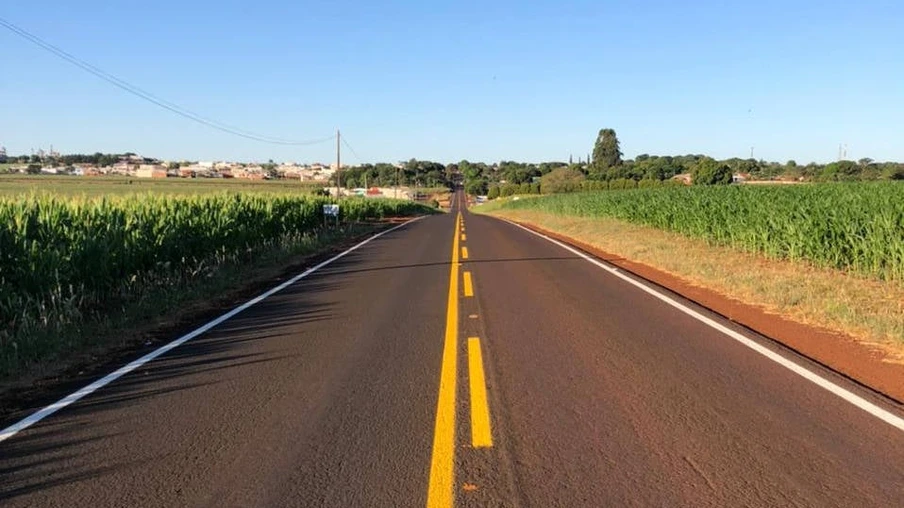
[2,191,904,507]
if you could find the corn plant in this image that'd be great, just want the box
[500,182,904,281]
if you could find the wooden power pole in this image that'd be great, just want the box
[335,129,341,200]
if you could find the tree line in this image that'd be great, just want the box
[330,159,452,189]
[462,128,904,196]
[0,152,151,167]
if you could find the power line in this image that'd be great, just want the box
[340,135,363,164]
[0,16,335,146]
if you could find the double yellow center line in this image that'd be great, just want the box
[426,211,493,508]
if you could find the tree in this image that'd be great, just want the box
[591,128,623,174]
[880,163,904,180]
[499,184,517,197]
[819,161,860,181]
[262,159,279,179]
[692,158,733,185]
[540,167,585,193]
[487,186,500,199]
[465,178,488,196]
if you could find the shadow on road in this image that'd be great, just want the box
[0,276,341,501]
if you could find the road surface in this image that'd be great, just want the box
[2,191,904,507]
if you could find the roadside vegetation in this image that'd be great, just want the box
[489,183,904,281]
[0,193,434,378]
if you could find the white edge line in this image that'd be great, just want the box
[0,216,425,444]
[500,217,904,433]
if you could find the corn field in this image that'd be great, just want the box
[500,182,904,281]
[0,193,432,374]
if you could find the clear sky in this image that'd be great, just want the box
[2,1,902,164]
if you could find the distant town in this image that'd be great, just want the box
[0,146,358,182]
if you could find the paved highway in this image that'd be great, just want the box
[2,191,904,507]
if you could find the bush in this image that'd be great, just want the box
[499,184,518,197]
[638,179,662,189]
[608,178,637,190]
[692,158,733,185]
[541,167,586,193]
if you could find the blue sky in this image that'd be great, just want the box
[2,1,902,164]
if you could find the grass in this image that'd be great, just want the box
[0,174,327,197]
[478,206,904,360]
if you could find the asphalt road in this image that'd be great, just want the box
[2,191,904,507]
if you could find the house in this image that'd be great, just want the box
[136,164,168,178]
[234,166,265,179]
[111,162,134,175]
[74,166,101,176]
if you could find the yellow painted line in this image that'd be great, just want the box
[463,271,474,297]
[467,338,493,448]
[461,246,469,260]
[426,212,461,508]
[461,233,467,241]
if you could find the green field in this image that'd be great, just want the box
[0,174,327,197]
[483,182,904,281]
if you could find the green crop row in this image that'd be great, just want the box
[496,182,904,281]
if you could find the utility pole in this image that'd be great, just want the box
[335,129,341,200]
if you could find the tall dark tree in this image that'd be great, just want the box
[591,128,623,174]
